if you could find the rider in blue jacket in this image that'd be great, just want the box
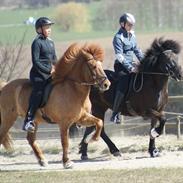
[22,17,57,132]
[111,13,144,123]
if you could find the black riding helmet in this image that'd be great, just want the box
[119,13,135,25]
[35,17,54,30]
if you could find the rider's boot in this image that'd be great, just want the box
[22,107,36,133]
[110,91,124,124]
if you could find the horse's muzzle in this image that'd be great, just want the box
[98,77,111,91]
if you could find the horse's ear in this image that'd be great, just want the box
[81,49,93,61]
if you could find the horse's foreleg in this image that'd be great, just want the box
[149,118,161,157]
[79,113,103,143]
[60,125,73,169]
[155,117,166,135]
[26,123,47,166]
[150,116,166,138]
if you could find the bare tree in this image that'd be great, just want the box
[0,30,30,82]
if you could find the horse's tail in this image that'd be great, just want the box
[0,87,14,151]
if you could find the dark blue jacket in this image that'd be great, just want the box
[30,34,57,80]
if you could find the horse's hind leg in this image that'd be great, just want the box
[0,111,16,151]
[26,123,47,166]
[94,107,121,156]
[100,127,121,157]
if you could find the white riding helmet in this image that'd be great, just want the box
[119,13,136,25]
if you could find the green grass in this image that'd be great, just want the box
[0,2,107,44]
[0,2,181,45]
[0,7,54,25]
[0,168,183,183]
[0,24,114,45]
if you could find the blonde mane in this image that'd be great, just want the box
[52,42,104,83]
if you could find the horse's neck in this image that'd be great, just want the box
[66,61,86,82]
[66,81,91,100]
[75,83,91,97]
[151,75,168,92]
[60,60,91,100]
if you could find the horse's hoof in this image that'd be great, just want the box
[150,128,159,139]
[81,155,88,160]
[112,151,122,157]
[63,160,74,169]
[149,148,160,158]
[39,159,48,167]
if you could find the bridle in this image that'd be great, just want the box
[66,58,107,86]
[133,50,178,92]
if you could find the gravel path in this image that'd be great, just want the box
[0,135,183,171]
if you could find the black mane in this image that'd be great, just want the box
[140,38,181,72]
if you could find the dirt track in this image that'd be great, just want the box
[1,135,183,171]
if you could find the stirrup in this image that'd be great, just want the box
[22,121,35,133]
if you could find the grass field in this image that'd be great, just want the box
[0,2,114,44]
[1,2,180,45]
[0,168,183,183]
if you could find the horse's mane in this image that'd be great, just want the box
[52,42,104,83]
[139,38,181,72]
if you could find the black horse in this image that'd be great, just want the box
[79,38,182,159]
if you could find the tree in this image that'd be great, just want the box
[0,31,30,82]
[54,2,91,32]
[92,0,183,31]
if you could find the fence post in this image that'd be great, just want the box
[163,125,166,136]
[121,115,124,124]
[176,116,181,139]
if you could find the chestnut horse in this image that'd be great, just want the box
[0,43,110,169]
[79,38,182,160]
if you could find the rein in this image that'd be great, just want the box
[66,77,103,86]
[133,71,170,92]
[140,71,169,76]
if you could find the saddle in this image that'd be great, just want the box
[105,70,143,116]
[122,72,144,116]
[105,70,143,100]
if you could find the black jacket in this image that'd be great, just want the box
[30,34,57,80]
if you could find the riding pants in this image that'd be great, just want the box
[24,71,50,123]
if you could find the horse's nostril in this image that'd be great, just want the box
[104,83,108,89]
